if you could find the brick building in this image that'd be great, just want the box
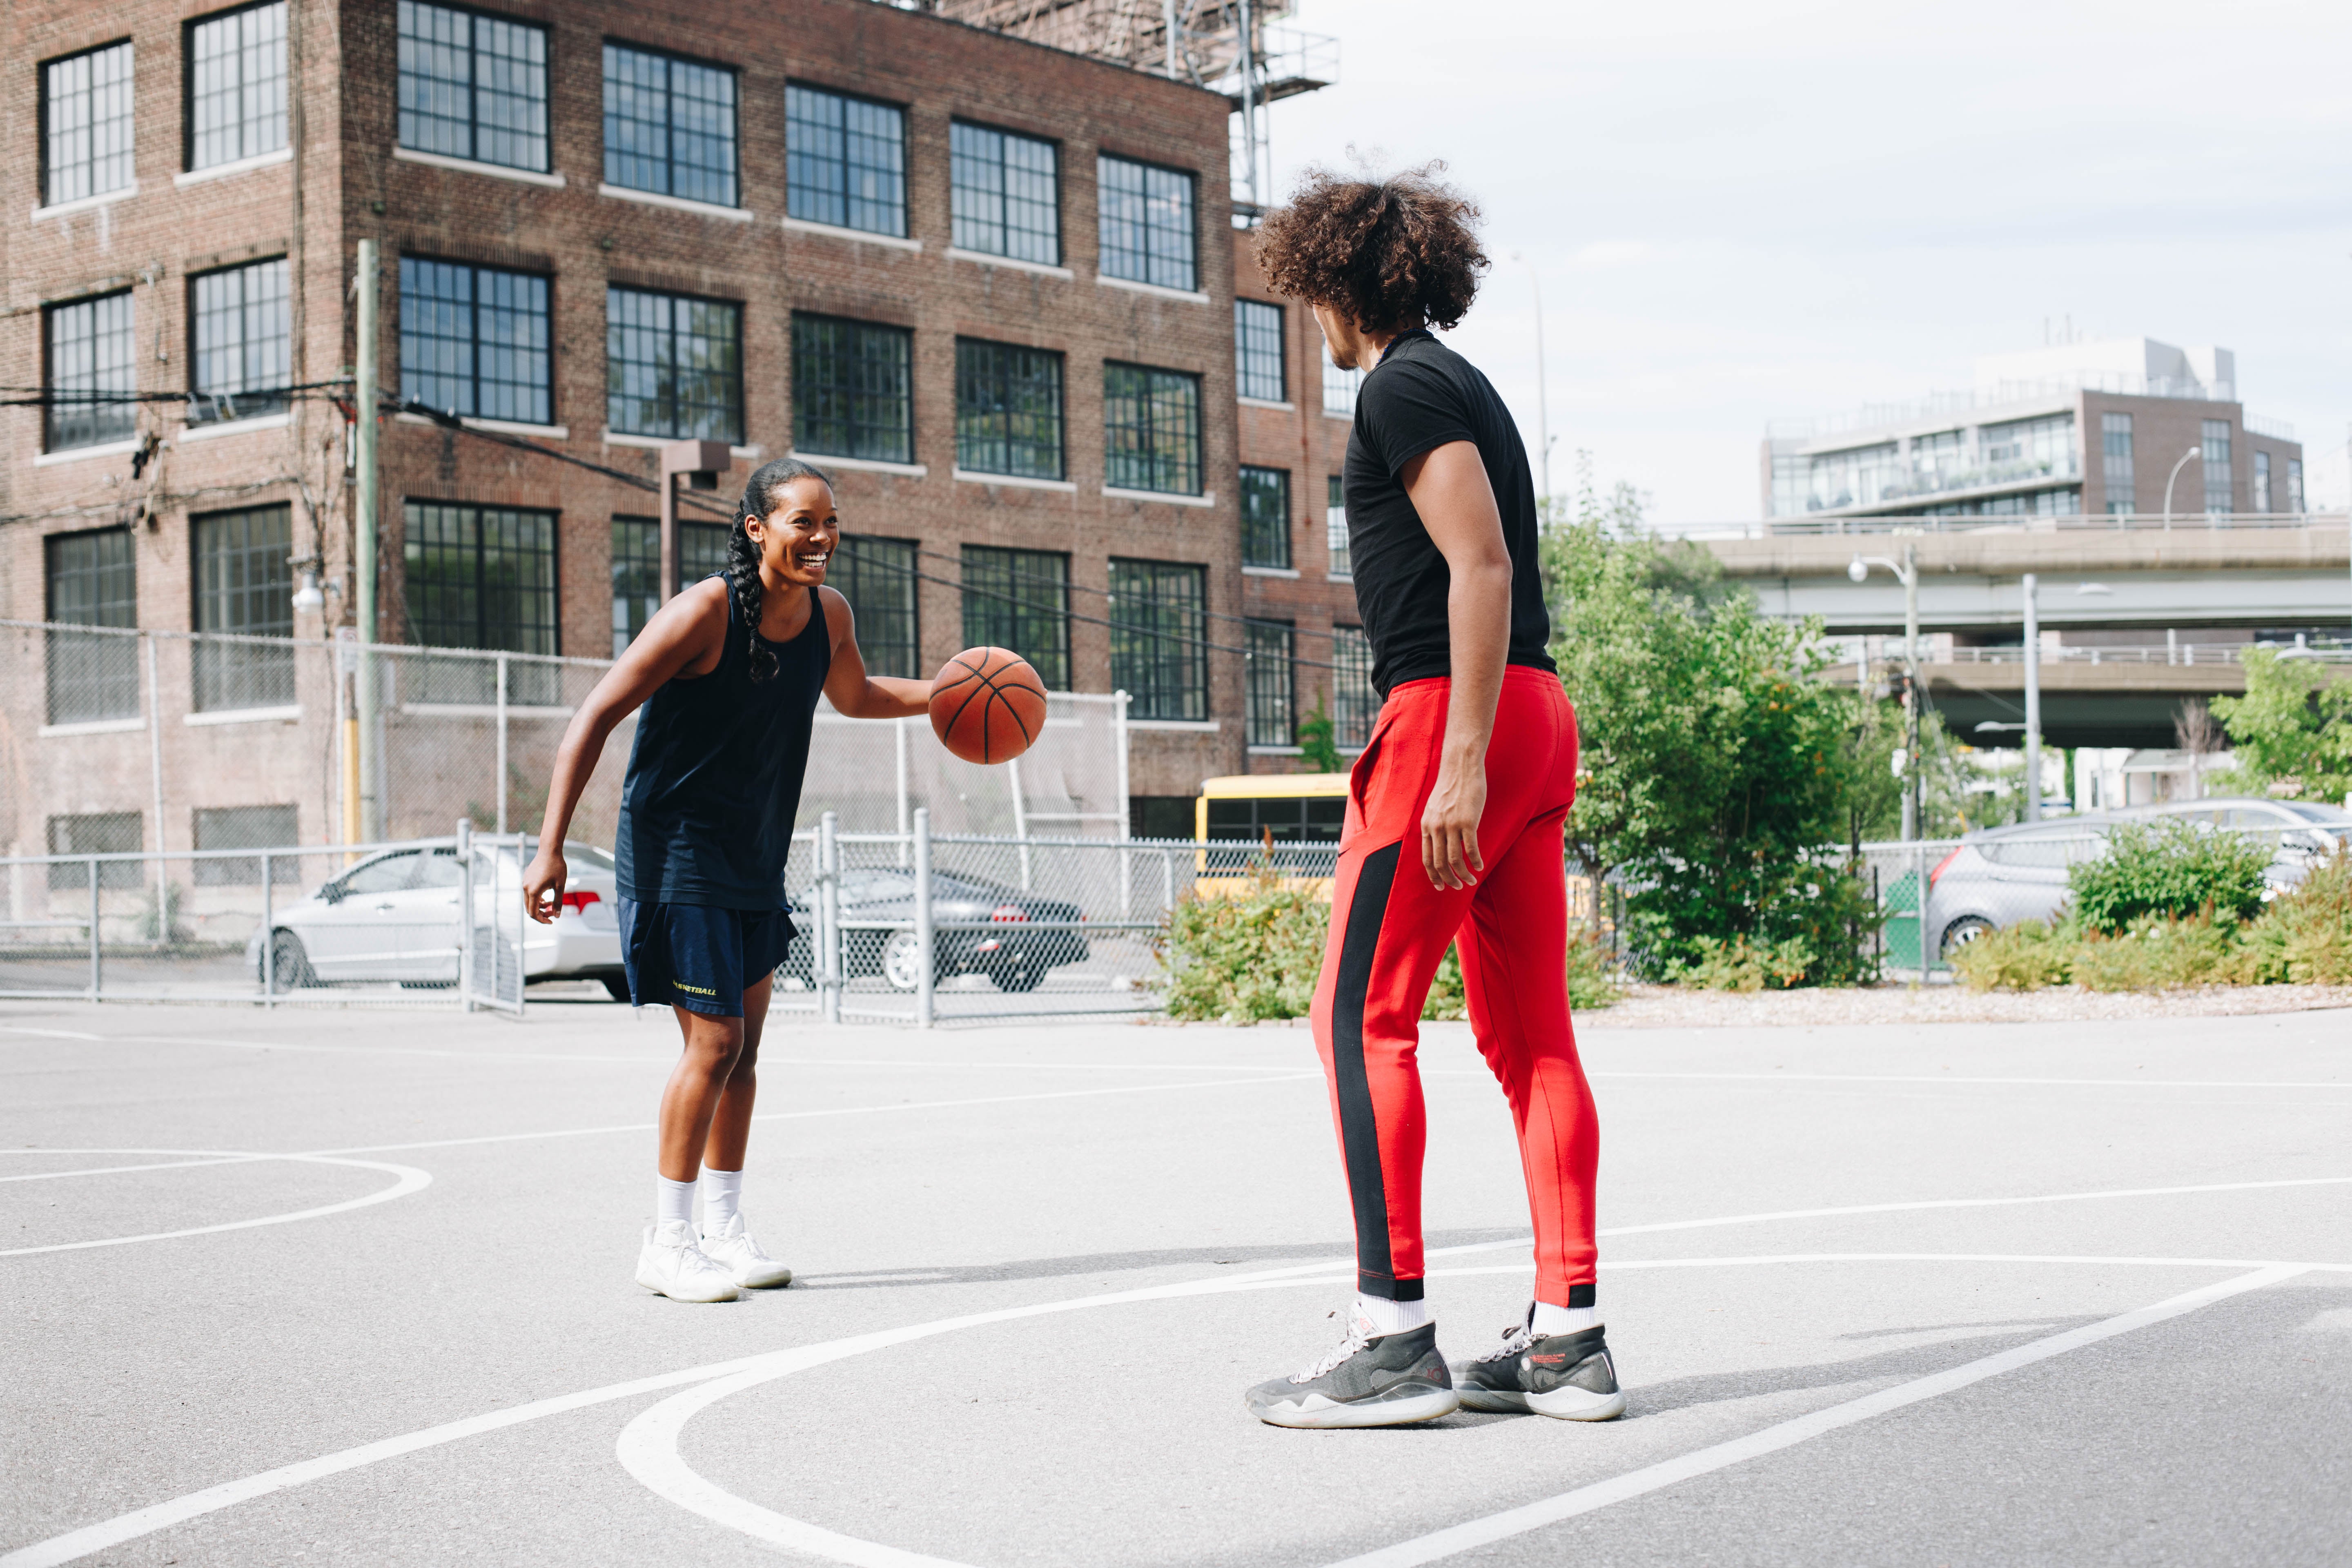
[6,0,1379,861]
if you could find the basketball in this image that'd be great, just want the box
[929,647,1047,765]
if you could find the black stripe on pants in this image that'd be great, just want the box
[1330,842,1420,1301]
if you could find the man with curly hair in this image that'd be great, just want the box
[1241,167,1620,1430]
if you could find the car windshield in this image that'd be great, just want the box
[2278,802,2352,826]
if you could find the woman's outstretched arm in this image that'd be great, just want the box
[817,588,934,720]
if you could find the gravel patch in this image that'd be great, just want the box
[1584,981,2352,1029]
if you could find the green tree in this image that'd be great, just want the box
[2210,649,2352,805]
[1296,692,1343,773]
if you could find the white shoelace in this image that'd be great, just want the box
[1473,1321,1537,1364]
[1290,1310,1372,1384]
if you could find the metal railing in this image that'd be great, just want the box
[1737,511,2350,538]
[1938,641,2350,667]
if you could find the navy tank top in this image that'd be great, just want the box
[615,581,830,910]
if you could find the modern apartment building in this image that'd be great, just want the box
[1762,339,2305,523]
[5,0,1326,846]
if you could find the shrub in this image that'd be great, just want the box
[2068,818,2271,933]
[1676,933,1818,992]
[1950,919,2074,992]
[2237,848,2352,985]
[1160,871,1328,1022]
[2069,915,2244,992]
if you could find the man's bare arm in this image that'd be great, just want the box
[1402,439,1512,890]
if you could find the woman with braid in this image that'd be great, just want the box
[523,458,933,1303]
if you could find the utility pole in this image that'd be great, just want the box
[354,238,381,842]
[1514,253,1552,502]
[2022,572,2041,822]
[1904,541,1920,840]
[659,439,733,603]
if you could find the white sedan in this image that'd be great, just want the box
[246,840,626,996]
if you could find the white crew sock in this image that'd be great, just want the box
[1532,1300,1601,1336]
[1356,1295,1430,1336]
[655,1174,697,1231]
[700,1167,744,1236]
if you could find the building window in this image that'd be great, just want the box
[960,546,1069,690]
[1331,626,1376,748]
[397,1,548,171]
[2253,450,2272,514]
[188,2,287,172]
[785,85,905,237]
[2288,458,2305,512]
[2201,419,2234,515]
[398,258,552,425]
[1235,299,1286,403]
[192,804,299,886]
[1110,559,1207,721]
[1323,360,1362,419]
[612,515,730,652]
[42,41,135,207]
[192,504,294,712]
[403,501,558,702]
[2100,411,2134,515]
[47,812,145,891]
[833,537,920,678]
[1096,155,1196,292]
[1980,412,2075,477]
[602,44,737,207]
[956,339,1064,480]
[950,122,1058,264]
[45,292,137,452]
[190,258,292,425]
[1240,466,1290,570]
[792,314,913,463]
[1326,475,1351,579]
[607,287,742,442]
[1102,363,1201,495]
[44,526,139,726]
[1245,620,1295,748]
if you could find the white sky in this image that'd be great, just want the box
[1264,0,2352,527]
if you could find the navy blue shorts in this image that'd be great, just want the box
[617,899,796,1017]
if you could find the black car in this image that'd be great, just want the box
[781,869,1089,992]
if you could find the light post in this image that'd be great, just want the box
[2160,444,2201,530]
[1850,543,1921,839]
[1510,251,1553,502]
[2022,573,2041,822]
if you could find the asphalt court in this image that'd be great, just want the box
[3,1001,2350,1566]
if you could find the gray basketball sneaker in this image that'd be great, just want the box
[1452,1310,1625,1421]
[1245,1309,1461,1429]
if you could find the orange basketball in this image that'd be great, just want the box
[929,647,1047,765]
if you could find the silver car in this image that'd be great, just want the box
[245,839,625,994]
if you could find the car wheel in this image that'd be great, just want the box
[601,974,632,1003]
[881,931,928,992]
[266,930,317,990]
[1940,915,1996,958]
[988,956,1045,993]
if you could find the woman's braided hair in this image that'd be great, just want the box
[726,457,833,684]
[1254,163,1487,334]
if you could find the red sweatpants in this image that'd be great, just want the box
[1308,667,1599,1307]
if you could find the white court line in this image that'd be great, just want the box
[0,1150,430,1258]
[1588,1070,2352,1091]
[0,1155,270,1184]
[1324,1265,2308,1568]
[1598,1173,2352,1239]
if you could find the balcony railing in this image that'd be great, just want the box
[1735,510,2350,538]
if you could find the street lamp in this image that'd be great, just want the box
[2160,444,2201,530]
[1850,546,1922,839]
[1510,252,1554,503]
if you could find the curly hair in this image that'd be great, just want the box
[728,456,831,682]
[1254,164,1488,333]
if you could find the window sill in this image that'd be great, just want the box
[33,185,136,221]
[602,430,761,459]
[1327,572,1354,583]
[396,412,568,439]
[392,147,566,187]
[36,439,141,467]
[1126,718,1221,733]
[947,247,1073,280]
[1247,744,1305,756]
[399,702,576,719]
[782,216,921,252]
[791,450,928,478]
[597,183,751,221]
[181,411,293,442]
[1322,409,1355,423]
[1102,485,1215,508]
[1241,565,1301,578]
[38,717,146,737]
[186,704,301,727]
[1098,274,1209,304]
[176,147,291,187]
[954,468,1076,492]
[1238,396,1294,412]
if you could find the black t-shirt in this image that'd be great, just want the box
[1342,329,1555,697]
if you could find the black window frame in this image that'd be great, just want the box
[606,285,744,443]
[188,256,293,425]
[184,0,289,174]
[960,545,1069,692]
[1234,298,1286,403]
[43,524,140,727]
[791,313,914,464]
[192,803,301,886]
[398,255,554,426]
[955,338,1065,481]
[43,290,138,453]
[601,39,740,207]
[1096,153,1198,292]
[784,81,908,238]
[396,0,551,173]
[1331,624,1377,748]
[401,499,560,702]
[949,118,1061,265]
[833,537,921,679]
[1239,466,1291,570]
[191,503,296,713]
[1102,362,1203,496]
[1244,619,1295,748]
[40,38,136,209]
[1108,557,1208,722]
[610,514,729,653]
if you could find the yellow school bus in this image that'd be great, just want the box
[1192,773,1348,900]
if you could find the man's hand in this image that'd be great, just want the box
[522,846,568,925]
[1421,750,1487,889]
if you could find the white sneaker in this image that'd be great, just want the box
[635,1220,742,1303]
[699,1216,794,1289]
